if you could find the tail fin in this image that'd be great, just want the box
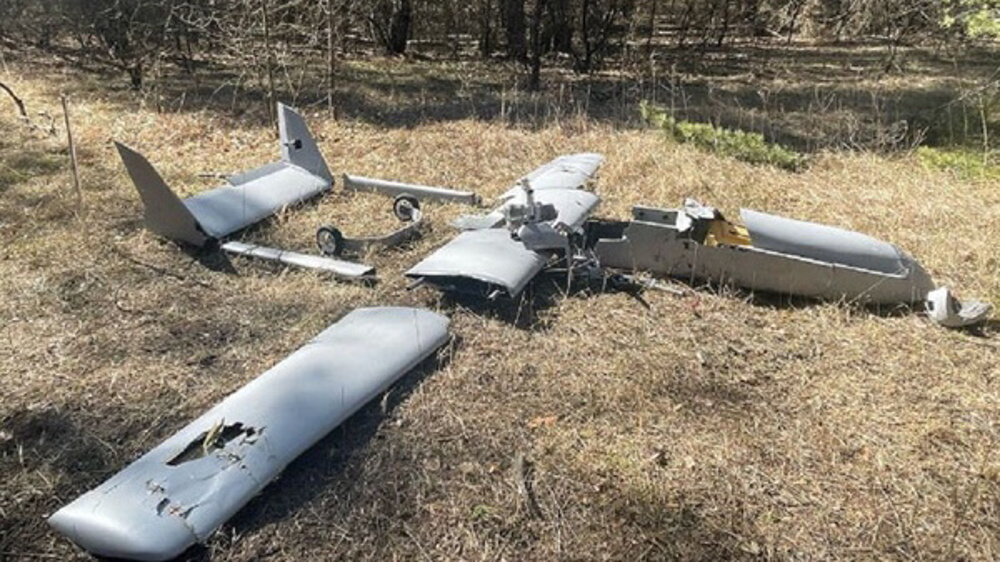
[115,142,209,247]
[278,103,333,184]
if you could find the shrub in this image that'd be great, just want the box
[640,101,808,172]
[916,145,1000,179]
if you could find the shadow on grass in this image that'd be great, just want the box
[0,406,121,555]
[606,488,768,561]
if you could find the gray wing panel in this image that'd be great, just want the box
[227,161,288,186]
[741,209,908,275]
[48,307,449,561]
[184,164,328,238]
[522,153,604,191]
[405,229,548,296]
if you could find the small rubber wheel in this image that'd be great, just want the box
[316,225,344,256]
[393,194,420,222]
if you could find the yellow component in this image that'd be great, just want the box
[705,219,752,247]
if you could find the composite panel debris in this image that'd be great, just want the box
[48,307,451,561]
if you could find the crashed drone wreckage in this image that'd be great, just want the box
[405,153,605,298]
[48,307,451,561]
[46,140,995,559]
[316,194,425,258]
[585,198,991,327]
[115,102,474,281]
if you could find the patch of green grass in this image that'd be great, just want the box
[916,145,1000,179]
[640,101,807,171]
[0,149,65,191]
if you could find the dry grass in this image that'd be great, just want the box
[1,49,1000,561]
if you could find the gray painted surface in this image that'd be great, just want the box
[593,204,936,304]
[453,153,604,231]
[406,153,603,297]
[335,208,424,256]
[742,210,907,275]
[117,103,332,247]
[183,164,327,239]
[501,188,600,231]
[221,241,374,278]
[521,152,604,191]
[406,229,548,297]
[115,142,209,246]
[343,174,480,205]
[279,103,334,184]
[48,307,450,561]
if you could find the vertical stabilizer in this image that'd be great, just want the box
[115,142,209,247]
[278,103,333,184]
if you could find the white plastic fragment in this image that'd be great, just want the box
[926,286,992,328]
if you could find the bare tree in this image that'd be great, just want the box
[505,0,527,60]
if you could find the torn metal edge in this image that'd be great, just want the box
[926,286,993,328]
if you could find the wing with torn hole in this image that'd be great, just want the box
[47,307,450,562]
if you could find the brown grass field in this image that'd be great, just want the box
[2,44,1000,560]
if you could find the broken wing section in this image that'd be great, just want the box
[116,103,332,247]
[926,287,993,328]
[181,163,328,239]
[48,307,450,561]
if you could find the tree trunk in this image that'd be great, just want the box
[548,0,573,53]
[388,0,411,54]
[580,0,592,71]
[529,0,544,90]
[504,0,527,61]
[261,0,276,126]
[645,0,658,53]
[479,0,494,57]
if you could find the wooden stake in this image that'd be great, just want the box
[61,94,82,214]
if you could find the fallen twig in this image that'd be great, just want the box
[0,80,27,119]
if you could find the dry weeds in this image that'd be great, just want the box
[1,51,999,561]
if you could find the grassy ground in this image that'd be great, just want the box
[2,44,1000,561]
